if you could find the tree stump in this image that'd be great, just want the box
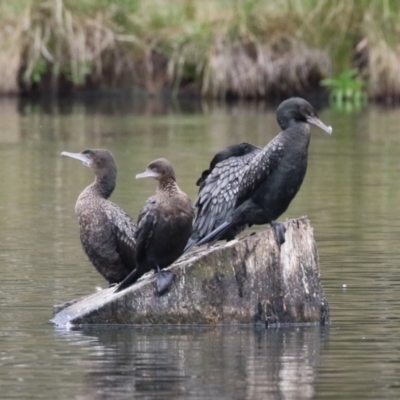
[51,217,329,327]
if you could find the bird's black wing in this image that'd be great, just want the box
[106,203,137,271]
[235,135,285,208]
[196,143,261,188]
[115,197,156,293]
[190,147,261,245]
[191,135,286,249]
[135,196,157,268]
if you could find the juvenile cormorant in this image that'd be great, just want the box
[116,158,194,294]
[185,97,332,252]
[61,149,137,285]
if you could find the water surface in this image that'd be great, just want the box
[1,96,400,399]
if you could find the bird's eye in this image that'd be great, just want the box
[309,111,316,118]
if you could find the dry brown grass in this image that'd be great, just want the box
[202,36,331,98]
[133,0,333,98]
[0,26,23,94]
[0,3,27,94]
[358,11,400,101]
[20,0,137,91]
[1,0,400,99]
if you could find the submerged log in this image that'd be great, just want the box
[51,217,329,327]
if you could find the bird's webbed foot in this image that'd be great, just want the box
[156,266,175,295]
[270,221,286,248]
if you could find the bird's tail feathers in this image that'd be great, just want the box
[183,237,197,254]
[195,220,232,248]
[115,267,140,293]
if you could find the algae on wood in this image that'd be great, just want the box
[52,217,329,327]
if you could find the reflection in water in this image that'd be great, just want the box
[54,326,328,400]
[2,96,400,398]
[0,98,20,143]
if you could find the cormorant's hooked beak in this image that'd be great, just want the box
[61,151,90,166]
[136,169,159,179]
[306,116,333,135]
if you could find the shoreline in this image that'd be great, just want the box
[1,1,400,102]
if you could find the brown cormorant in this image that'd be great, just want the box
[116,158,194,294]
[61,149,137,285]
[185,97,332,252]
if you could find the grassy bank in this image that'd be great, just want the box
[1,0,400,100]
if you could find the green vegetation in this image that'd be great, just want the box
[321,69,367,110]
[1,0,400,100]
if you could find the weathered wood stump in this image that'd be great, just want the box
[51,217,329,327]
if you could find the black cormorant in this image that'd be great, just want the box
[185,142,261,251]
[61,149,137,285]
[116,158,194,294]
[185,97,332,252]
[196,142,261,188]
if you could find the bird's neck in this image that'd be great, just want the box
[157,177,180,195]
[90,173,116,199]
[284,120,311,138]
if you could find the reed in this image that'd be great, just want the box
[1,0,400,100]
[21,0,141,92]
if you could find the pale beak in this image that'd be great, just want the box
[61,151,90,166]
[306,116,333,135]
[136,169,159,179]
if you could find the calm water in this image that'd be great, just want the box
[1,95,400,399]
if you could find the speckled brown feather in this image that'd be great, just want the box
[64,149,137,285]
[116,159,194,292]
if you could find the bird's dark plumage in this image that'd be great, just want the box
[196,142,261,188]
[61,149,137,285]
[185,143,261,252]
[116,158,194,294]
[186,97,332,252]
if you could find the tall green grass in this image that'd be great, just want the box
[1,0,400,99]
